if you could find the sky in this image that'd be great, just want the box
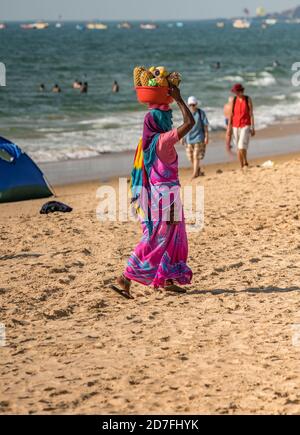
[1,0,299,21]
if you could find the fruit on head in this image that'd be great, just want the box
[153,66,168,78]
[140,70,154,86]
[167,71,182,87]
[134,65,180,88]
[134,66,146,87]
[148,78,158,87]
[156,77,169,87]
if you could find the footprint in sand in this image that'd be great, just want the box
[249,258,261,263]
[51,267,69,274]
[44,306,74,320]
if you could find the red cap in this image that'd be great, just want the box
[231,83,244,94]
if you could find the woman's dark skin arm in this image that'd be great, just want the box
[169,87,195,139]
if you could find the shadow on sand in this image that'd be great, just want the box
[187,286,300,296]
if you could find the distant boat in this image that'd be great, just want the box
[21,24,34,29]
[21,21,49,30]
[233,19,251,29]
[176,22,184,27]
[56,15,63,28]
[216,21,225,28]
[117,22,132,29]
[32,22,49,30]
[285,19,300,24]
[86,22,108,30]
[256,6,266,17]
[0,23,6,30]
[265,18,277,26]
[76,24,84,31]
[140,23,158,30]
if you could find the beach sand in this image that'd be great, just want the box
[1,152,300,415]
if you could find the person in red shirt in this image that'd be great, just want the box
[226,84,255,169]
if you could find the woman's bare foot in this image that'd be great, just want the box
[117,274,131,294]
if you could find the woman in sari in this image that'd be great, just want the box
[116,87,195,295]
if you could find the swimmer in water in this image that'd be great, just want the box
[112,80,119,93]
[80,82,88,93]
[52,84,62,93]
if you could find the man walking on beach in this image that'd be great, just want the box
[226,84,255,169]
[184,96,209,178]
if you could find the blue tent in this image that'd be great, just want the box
[0,136,53,203]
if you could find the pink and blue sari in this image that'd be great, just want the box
[124,109,192,288]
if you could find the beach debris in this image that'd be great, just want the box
[261,160,275,169]
[40,201,73,214]
[216,169,223,174]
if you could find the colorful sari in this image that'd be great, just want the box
[124,109,192,288]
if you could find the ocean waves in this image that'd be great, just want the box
[1,21,300,162]
[18,92,300,163]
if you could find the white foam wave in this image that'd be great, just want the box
[219,75,244,83]
[249,72,276,87]
[272,95,286,100]
[21,97,300,163]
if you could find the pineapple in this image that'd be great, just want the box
[167,72,182,87]
[156,77,169,87]
[140,70,154,87]
[133,66,146,87]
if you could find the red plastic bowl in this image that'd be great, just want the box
[135,86,174,105]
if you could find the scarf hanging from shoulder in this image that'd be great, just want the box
[130,109,173,235]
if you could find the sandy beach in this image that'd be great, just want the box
[1,148,300,415]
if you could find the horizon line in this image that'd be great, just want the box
[0,16,280,23]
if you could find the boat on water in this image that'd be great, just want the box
[86,23,108,30]
[117,22,132,29]
[265,18,277,26]
[176,22,184,27]
[216,21,225,28]
[233,19,251,29]
[21,22,49,30]
[55,23,63,28]
[256,6,266,17]
[0,23,6,30]
[140,23,158,30]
